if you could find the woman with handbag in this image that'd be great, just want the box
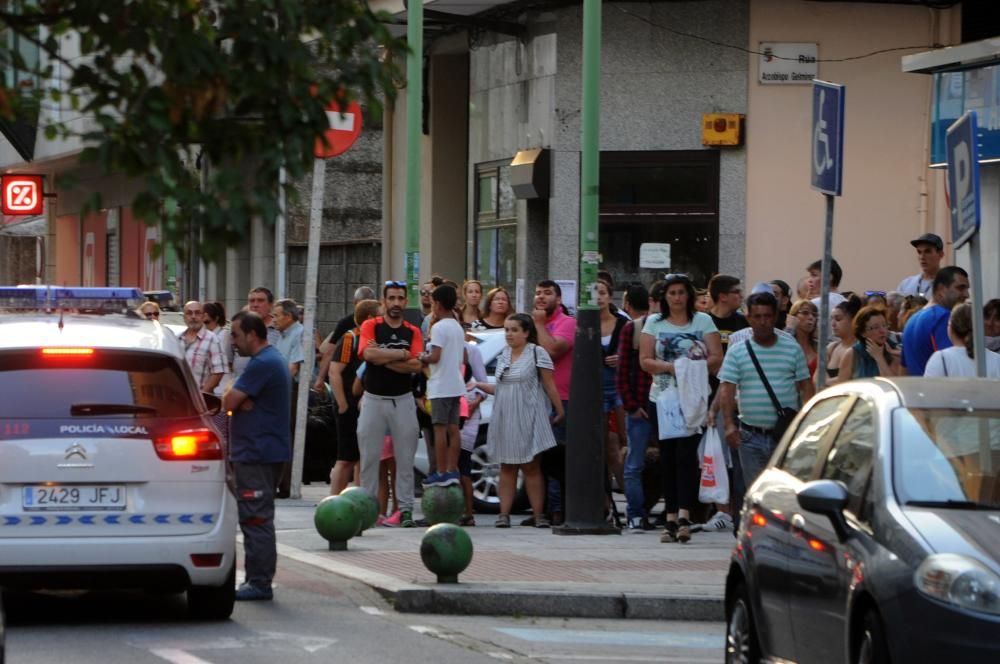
[639,274,722,544]
[474,313,565,528]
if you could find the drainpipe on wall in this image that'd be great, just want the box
[404,0,423,309]
[381,98,394,283]
[275,165,287,299]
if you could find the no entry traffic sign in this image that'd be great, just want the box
[1,174,44,215]
[314,99,362,159]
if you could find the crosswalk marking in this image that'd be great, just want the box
[149,648,215,664]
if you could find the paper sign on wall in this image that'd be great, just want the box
[555,279,577,316]
[639,243,671,269]
[515,278,525,313]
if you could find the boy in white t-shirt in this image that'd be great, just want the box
[419,285,467,487]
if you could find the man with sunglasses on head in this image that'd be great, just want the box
[356,280,425,528]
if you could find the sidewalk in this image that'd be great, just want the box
[273,485,732,621]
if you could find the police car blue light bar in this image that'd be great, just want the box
[0,286,145,313]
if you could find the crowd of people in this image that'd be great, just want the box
[139,230,1000,600]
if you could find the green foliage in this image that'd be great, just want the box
[0,0,405,261]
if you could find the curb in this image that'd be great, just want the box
[276,542,724,621]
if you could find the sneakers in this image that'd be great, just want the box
[422,471,461,487]
[439,471,461,487]
[699,510,734,532]
[381,511,401,527]
[400,510,415,528]
[235,582,273,601]
[494,514,511,528]
[627,517,646,533]
[459,514,476,527]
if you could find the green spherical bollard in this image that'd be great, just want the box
[420,484,465,525]
[420,523,473,583]
[314,495,361,550]
[339,486,378,535]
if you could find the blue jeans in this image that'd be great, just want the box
[737,428,779,489]
[623,412,652,520]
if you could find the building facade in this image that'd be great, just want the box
[378,0,990,306]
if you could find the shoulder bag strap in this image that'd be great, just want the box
[745,340,784,416]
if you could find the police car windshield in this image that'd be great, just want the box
[0,351,199,419]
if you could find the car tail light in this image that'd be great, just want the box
[190,553,224,568]
[154,429,222,460]
[41,347,95,357]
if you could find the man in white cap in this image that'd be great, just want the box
[897,233,945,298]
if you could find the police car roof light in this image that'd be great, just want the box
[0,285,144,314]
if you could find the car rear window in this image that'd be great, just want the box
[0,350,199,418]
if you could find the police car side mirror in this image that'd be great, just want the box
[203,393,222,416]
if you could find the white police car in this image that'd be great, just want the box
[0,287,237,620]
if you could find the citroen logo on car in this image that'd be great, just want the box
[64,443,88,460]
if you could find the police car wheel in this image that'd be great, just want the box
[187,556,236,621]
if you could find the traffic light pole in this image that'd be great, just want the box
[555,0,617,536]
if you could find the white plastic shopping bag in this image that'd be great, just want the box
[656,386,690,440]
[698,426,729,504]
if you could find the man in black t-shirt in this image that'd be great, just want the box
[356,282,424,528]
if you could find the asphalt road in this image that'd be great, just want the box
[2,555,725,663]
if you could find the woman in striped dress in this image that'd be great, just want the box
[474,313,565,528]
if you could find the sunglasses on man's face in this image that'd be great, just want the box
[144,311,159,319]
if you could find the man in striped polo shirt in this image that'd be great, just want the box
[717,292,814,489]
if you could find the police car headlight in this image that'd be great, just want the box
[915,553,1000,616]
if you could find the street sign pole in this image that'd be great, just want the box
[290,157,326,499]
[817,194,834,389]
[811,80,845,391]
[291,100,363,499]
[555,0,614,536]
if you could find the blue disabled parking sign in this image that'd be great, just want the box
[946,111,981,250]
[811,80,845,196]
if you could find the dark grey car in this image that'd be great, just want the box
[725,377,1000,664]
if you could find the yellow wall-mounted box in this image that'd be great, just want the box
[702,113,744,146]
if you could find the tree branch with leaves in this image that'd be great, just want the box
[0,0,406,261]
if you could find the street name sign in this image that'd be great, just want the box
[811,80,845,196]
[946,110,981,250]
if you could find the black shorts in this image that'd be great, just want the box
[458,448,472,478]
[431,396,462,426]
[335,406,360,463]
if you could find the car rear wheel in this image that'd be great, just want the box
[725,582,760,664]
[187,557,236,621]
[470,443,528,514]
[855,609,889,664]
